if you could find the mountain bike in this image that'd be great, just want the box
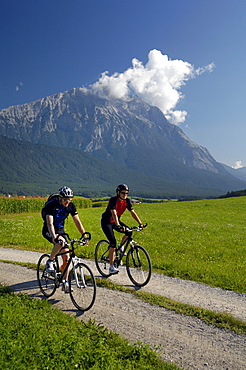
[95,225,151,287]
[37,232,96,311]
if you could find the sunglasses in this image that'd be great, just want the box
[61,198,72,202]
[120,191,129,195]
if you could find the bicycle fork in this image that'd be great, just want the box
[129,241,142,268]
[72,258,87,288]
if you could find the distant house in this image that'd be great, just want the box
[130,199,141,204]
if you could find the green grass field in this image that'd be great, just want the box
[1,196,246,369]
[0,196,246,293]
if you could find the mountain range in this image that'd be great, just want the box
[0,87,245,198]
[220,163,246,181]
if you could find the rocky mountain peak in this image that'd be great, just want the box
[0,87,231,182]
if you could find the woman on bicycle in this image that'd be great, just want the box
[42,186,88,292]
[101,184,144,274]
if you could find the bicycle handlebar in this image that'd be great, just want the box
[126,223,148,232]
[62,232,91,243]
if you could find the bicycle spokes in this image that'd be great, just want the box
[37,254,57,297]
[126,245,152,287]
[69,263,96,311]
[131,248,141,268]
[95,240,111,277]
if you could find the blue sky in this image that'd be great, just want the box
[1,0,246,168]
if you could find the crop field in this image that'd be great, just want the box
[0,196,246,293]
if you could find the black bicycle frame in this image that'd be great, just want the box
[115,233,134,267]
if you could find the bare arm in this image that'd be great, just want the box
[72,213,86,235]
[130,209,142,225]
[110,209,120,226]
[46,215,56,241]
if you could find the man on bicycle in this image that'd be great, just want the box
[42,186,88,292]
[101,184,144,274]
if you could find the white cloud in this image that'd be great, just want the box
[15,82,24,92]
[90,49,214,124]
[166,110,187,125]
[232,161,243,169]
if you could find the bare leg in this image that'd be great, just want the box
[109,247,116,265]
[60,248,69,280]
[120,235,128,245]
[49,236,69,280]
[50,242,62,260]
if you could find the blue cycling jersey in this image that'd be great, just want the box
[43,198,77,231]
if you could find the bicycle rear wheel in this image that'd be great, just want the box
[126,245,152,287]
[69,263,96,311]
[95,239,111,277]
[37,254,57,297]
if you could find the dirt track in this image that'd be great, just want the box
[0,247,246,370]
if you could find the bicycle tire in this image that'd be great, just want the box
[69,263,96,311]
[37,254,57,297]
[95,239,111,277]
[126,245,152,287]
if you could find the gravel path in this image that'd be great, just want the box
[0,247,246,369]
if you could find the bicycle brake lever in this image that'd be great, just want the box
[82,232,91,240]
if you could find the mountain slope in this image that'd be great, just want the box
[0,135,209,197]
[1,135,245,198]
[221,163,246,181]
[0,87,245,196]
[0,88,222,173]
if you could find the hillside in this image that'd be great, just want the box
[221,163,246,181]
[1,87,246,197]
[0,135,210,197]
[0,88,225,175]
[1,135,243,198]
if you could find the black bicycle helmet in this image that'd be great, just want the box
[116,184,129,193]
[59,186,74,198]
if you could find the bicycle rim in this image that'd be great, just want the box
[95,240,111,277]
[37,254,57,297]
[69,263,96,311]
[126,245,152,287]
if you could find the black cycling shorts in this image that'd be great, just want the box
[42,226,67,244]
[101,220,129,248]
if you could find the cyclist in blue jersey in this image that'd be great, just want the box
[42,186,88,292]
[101,184,144,274]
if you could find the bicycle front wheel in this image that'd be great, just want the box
[126,245,152,287]
[95,239,111,277]
[37,254,57,297]
[69,263,96,311]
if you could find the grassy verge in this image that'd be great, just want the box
[0,285,179,370]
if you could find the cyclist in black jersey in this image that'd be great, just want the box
[101,184,144,274]
[42,186,88,292]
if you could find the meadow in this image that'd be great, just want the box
[1,196,246,369]
[0,196,246,293]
